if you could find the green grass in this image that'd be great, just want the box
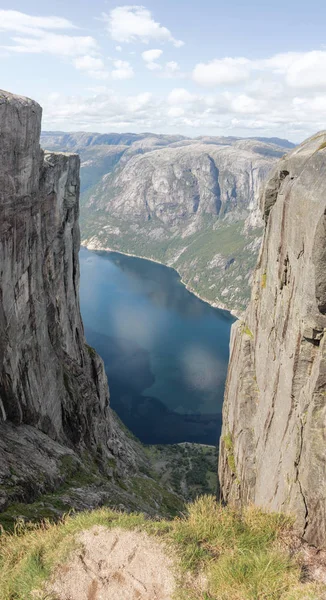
[1,496,323,600]
[242,322,254,339]
[222,432,238,476]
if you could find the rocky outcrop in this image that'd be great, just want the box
[219,132,326,548]
[85,140,284,228]
[0,91,144,512]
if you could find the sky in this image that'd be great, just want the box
[1,1,326,141]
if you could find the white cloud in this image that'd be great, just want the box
[284,51,326,89]
[168,106,185,117]
[74,55,109,80]
[193,57,251,87]
[142,48,163,70]
[230,94,261,114]
[0,9,76,35]
[165,61,180,74]
[115,45,122,52]
[4,33,98,57]
[112,59,134,80]
[104,6,184,47]
[168,88,195,105]
[74,55,105,71]
[1,9,98,60]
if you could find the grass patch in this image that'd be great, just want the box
[261,272,267,288]
[0,496,324,600]
[85,343,97,358]
[317,141,326,151]
[242,322,254,339]
[222,432,238,477]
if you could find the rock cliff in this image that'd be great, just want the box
[219,132,326,548]
[0,91,183,519]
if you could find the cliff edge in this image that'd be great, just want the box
[0,90,151,514]
[219,132,326,548]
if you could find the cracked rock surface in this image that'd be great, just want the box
[219,132,326,548]
[0,90,141,510]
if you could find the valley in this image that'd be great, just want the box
[42,131,295,314]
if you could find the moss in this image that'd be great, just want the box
[241,322,254,339]
[222,433,237,477]
[130,476,184,516]
[107,458,116,469]
[85,344,96,358]
[261,272,267,288]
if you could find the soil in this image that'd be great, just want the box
[48,526,176,600]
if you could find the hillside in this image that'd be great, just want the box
[42,131,295,314]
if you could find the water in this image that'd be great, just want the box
[79,248,235,445]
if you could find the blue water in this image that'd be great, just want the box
[79,248,235,445]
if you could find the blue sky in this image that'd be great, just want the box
[1,1,326,140]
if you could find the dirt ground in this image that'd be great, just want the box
[48,526,176,600]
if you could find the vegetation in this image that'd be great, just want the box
[223,432,237,477]
[0,496,324,600]
[261,272,267,288]
[80,207,263,313]
[241,322,254,339]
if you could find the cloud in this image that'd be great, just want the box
[168,88,195,105]
[1,9,99,59]
[40,84,326,140]
[278,51,326,89]
[193,50,326,92]
[112,59,134,80]
[104,6,184,47]
[142,48,163,70]
[115,45,122,52]
[167,106,185,117]
[42,90,155,131]
[193,57,251,87]
[74,55,109,79]
[0,9,76,35]
[4,33,98,57]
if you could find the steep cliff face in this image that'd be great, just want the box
[219,132,326,548]
[0,90,111,448]
[87,141,276,227]
[0,91,149,514]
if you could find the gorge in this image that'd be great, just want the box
[1,88,326,558]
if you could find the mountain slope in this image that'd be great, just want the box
[42,132,294,313]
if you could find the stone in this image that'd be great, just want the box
[0,90,141,510]
[219,131,326,548]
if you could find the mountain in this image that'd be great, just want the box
[41,131,295,314]
[219,131,326,548]
[0,91,188,521]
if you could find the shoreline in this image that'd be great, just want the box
[81,241,241,319]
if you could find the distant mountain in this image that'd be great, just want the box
[41,131,294,313]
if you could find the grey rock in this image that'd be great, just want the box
[0,90,143,510]
[219,131,326,548]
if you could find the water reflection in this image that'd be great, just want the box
[80,248,235,445]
